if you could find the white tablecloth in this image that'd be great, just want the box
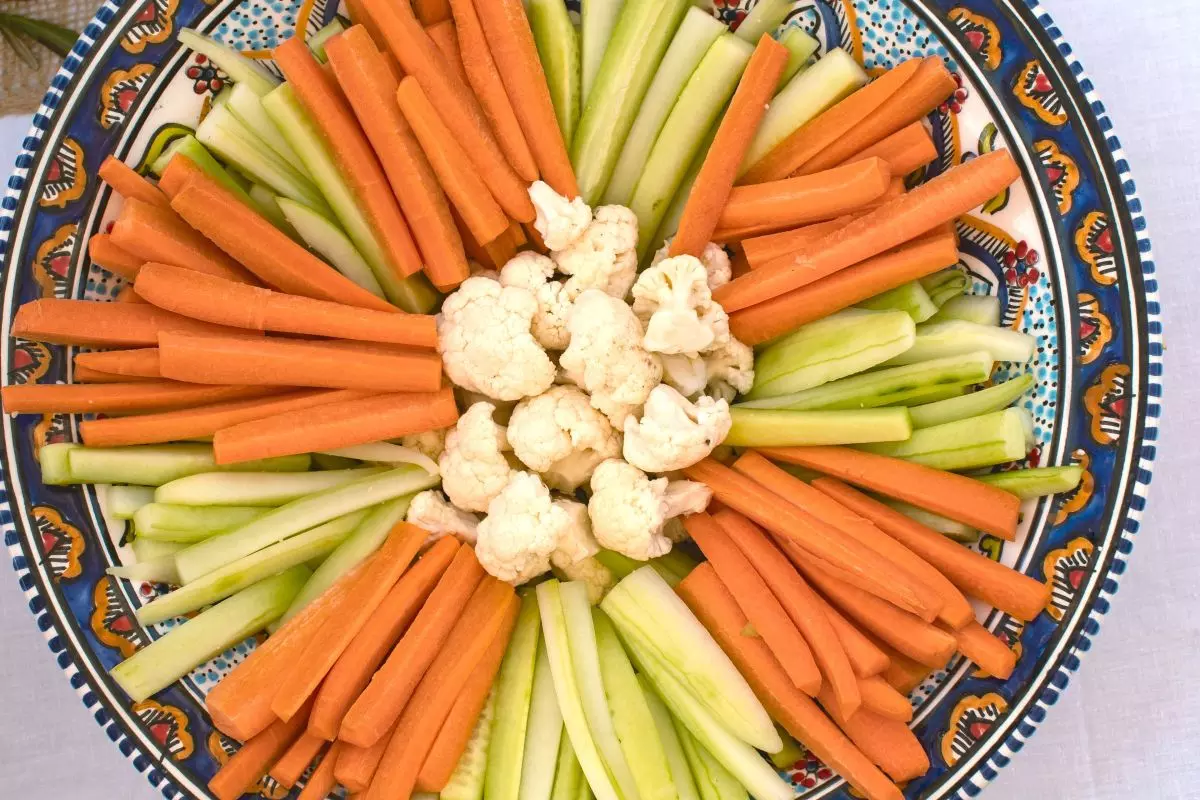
[2,1,1199,797]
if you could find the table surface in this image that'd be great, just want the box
[2,1,1199,797]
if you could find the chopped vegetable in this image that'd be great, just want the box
[908,374,1034,429]
[154,467,380,507]
[520,642,566,800]
[486,591,543,800]
[226,82,308,174]
[859,408,1031,471]
[441,689,497,800]
[133,503,267,542]
[548,731,586,800]
[640,675,702,800]
[777,27,819,85]
[529,0,582,145]
[919,267,967,308]
[734,0,789,42]
[857,280,939,322]
[974,465,1084,500]
[882,499,978,542]
[37,442,308,487]
[104,485,156,520]
[930,293,1002,326]
[725,407,913,447]
[674,718,746,800]
[276,197,386,298]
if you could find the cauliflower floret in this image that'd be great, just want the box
[550,498,601,567]
[398,428,448,462]
[507,386,622,492]
[555,205,639,300]
[587,460,712,560]
[623,385,732,473]
[406,490,480,546]
[632,255,730,356]
[530,180,592,251]
[476,472,570,584]
[704,336,755,403]
[659,354,708,398]
[438,277,557,401]
[499,251,574,350]
[653,240,733,290]
[560,290,663,428]
[439,402,516,513]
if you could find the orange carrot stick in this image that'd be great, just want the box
[678,564,903,800]
[684,512,821,694]
[841,121,938,177]
[816,685,929,783]
[713,149,1019,311]
[942,620,1016,679]
[297,742,343,800]
[156,331,443,393]
[741,59,924,184]
[98,155,170,208]
[742,217,850,271]
[337,728,396,793]
[212,387,459,464]
[157,153,204,199]
[309,537,460,740]
[858,675,912,722]
[426,19,470,85]
[871,636,930,695]
[110,198,259,285]
[469,0,578,196]
[395,76,512,246]
[269,731,327,789]
[73,365,153,384]
[88,233,143,280]
[339,546,486,747]
[671,35,788,257]
[482,225,519,268]
[813,581,890,679]
[208,699,314,800]
[363,579,519,800]
[272,523,428,722]
[135,263,438,347]
[80,389,366,447]
[712,509,860,716]
[326,27,469,292]
[274,37,424,280]
[413,0,452,25]
[13,298,255,349]
[364,0,535,220]
[115,284,147,303]
[1,382,278,415]
[730,227,959,344]
[74,348,160,379]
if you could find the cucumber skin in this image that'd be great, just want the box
[441,688,497,800]
[733,0,790,42]
[66,445,310,487]
[530,0,582,147]
[277,196,387,298]
[860,408,1029,471]
[909,373,1035,429]
[580,0,626,104]
[857,280,939,323]
[777,27,820,85]
[930,293,1003,326]
[725,407,913,447]
[974,465,1084,500]
[485,592,543,800]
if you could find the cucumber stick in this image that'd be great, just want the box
[768,728,805,771]
[645,121,719,262]
[549,732,586,800]
[133,504,267,542]
[640,677,701,800]
[41,443,309,487]
[109,553,182,585]
[247,184,302,240]
[920,268,968,307]
[104,485,156,520]
[155,467,383,507]
[487,592,543,800]
[442,688,497,800]
[322,443,439,473]
[857,280,939,322]
[674,720,745,800]
[632,34,754,255]
[882,499,977,542]
[520,642,565,800]
[573,0,691,203]
[308,19,347,63]
[974,466,1083,500]
[734,0,789,42]
[725,407,913,447]
[178,29,280,97]
[884,320,1037,366]
[131,539,186,562]
[594,550,690,588]
[931,293,1002,326]
[277,196,387,298]
[909,374,1035,429]
[604,8,726,206]
[581,0,626,103]
[860,408,1030,471]
[530,0,582,146]
[149,135,253,202]
[227,82,308,174]
[111,566,307,702]
[778,27,820,85]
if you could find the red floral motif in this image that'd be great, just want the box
[1002,240,1041,287]
[185,54,226,95]
[939,72,969,115]
[712,0,748,29]
[785,746,834,790]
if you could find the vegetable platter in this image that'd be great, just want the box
[0,0,1160,799]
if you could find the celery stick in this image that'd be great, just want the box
[643,121,718,262]
[105,485,156,520]
[133,504,267,542]
[308,19,347,63]
[573,0,692,203]
[860,408,1029,471]
[174,466,439,584]
[65,445,309,487]
[39,442,76,485]
[549,732,585,800]
[631,34,755,254]
[884,320,1037,366]
[321,443,439,473]
[155,467,383,507]
[109,554,181,585]
[920,268,968,308]
[530,0,582,146]
[777,27,820,85]
[748,309,917,400]
[443,688,497,800]
[741,48,867,176]
[725,407,912,447]
[521,643,565,800]
[931,294,1002,326]
[581,0,625,103]
[111,566,307,702]
[640,676,701,800]
[277,197,387,298]
[974,466,1084,500]
[675,719,746,800]
[734,0,789,42]
[487,592,542,800]
[227,82,308,174]
[768,728,805,770]
[604,8,726,206]
[656,547,699,583]
[178,29,280,97]
[137,511,363,625]
[881,499,977,542]
[909,374,1035,429]
[857,280,939,322]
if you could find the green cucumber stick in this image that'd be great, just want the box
[573,0,691,203]
[530,0,582,146]
[882,499,977,542]
[178,29,281,97]
[227,82,308,173]
[133,504,267,542]
[777,27,820,86]
[149,135,245,195]
[974,465,1084,500]
[931,294,1002,326]
[920,267,968,307]
[768,727,805,770]
[655,546,700,582]
[734,0,789,42]
[308,19,348,63]
[520,645,565,800]
[604,7,727,206]
[857,280,939,322]
[640,675,701,800]
[884,320,1037,367]
[644,120,719,263]
[859,408,1030,471]
[247,184,302,240]
[725,407,913,447]
[39,443,76,486]
[486,592,542,800]
[130,539,186,562]
[111,566,307,702]
[909,374,1035,429]
[155,467,383,507]
[104,485,156,520]
[631,34,755,255]
[442,688,497,800]
[277,197,387,298]
[549,732,585,800]
[581,0,625,103]
[67,444,310,487]
[593,549,642,580]
[674,718,744,800]
[109,553,182,585]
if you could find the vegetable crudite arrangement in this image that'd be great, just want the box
[0,0,1089,798]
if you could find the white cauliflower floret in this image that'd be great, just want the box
[588,460,712,560]
[439,402,516,513]
[550,498,602,567]
[475,472,569,585]
[499,251,573,350]
[529,180,592,251]
[704,336,755,403]
[398,428,448,462]
[632,255,730,356]
[659,354,708,398]
[507,386,622,492]
[623,385,732,473]
[653,240,733,290]
[560,290,663,428]
[438,276,556,401]
[406,490,480,546]
[555,205,639,300]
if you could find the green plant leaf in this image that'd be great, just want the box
[0,12,78,59]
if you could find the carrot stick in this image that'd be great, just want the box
[88,233,143,280]
[99,155,170,208]
[74,348,159,379]
[269,731,327,789]
[714,158,893,240]
[684,512,821,695]
[169,176,397,312]
[841,121,938,177]
[941,620,1016,679]
[742,217,849,271]
[309,537,460,739]
[114,284,147,303]
[208,699,314,800]
[415,606,513,791]
[135,263,438,347]
[426,20,470,85]
[523,221,548,253]
[815,587,890,679]
[337,727,396,793]
[80,389,366,447]
[858,675,912,722]
[446,0,538,182]
[1,382,279,415]
[13,298,257,349]
[157,153,202,199]
[816,685,929,784]
[156,330,443,393]
[413,0,452,25]
[274,37,424,280]
[364,0,536,220]
[326,27,469,292]
[272,523,428,722]
[742,60,924,184]
[678,564,903,800]
[73,365,154,384]
[212,387,459,464]
[671,35,788,257]
[683,458,935,619]
[713,149,1019,311]
[110,198,260,285]
[730,227,959,344]
[867,635,931,695]
[395,76,512,246]
[297,742,343,800]
[363,579,519,800]
[469,0,578,196]
[733,452,970,628]
[482,224,519,268]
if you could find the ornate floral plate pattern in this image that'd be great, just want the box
[0,1,1161,798]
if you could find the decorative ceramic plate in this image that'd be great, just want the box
[0,0,1161,797]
